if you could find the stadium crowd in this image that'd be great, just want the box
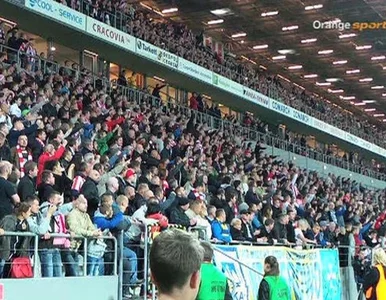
[57,0,386,149]
[0,14,386,300]
[1,21,385,177]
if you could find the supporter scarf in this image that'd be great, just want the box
[16,145,32,177]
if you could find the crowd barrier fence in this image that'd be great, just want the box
[0,228,379,300]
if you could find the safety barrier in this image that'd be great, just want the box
[0,232,117,278]
[0,228,381,300]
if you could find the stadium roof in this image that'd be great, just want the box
[132,0,386,126]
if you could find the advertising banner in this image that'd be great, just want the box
[242,87,270,108]
[26,0,86,31]
[157,48,178,69]
[213,245,341,300]
[212,73,243,96]
[178,58,212,84]
[136,39,178,69]
[86,17,135,52]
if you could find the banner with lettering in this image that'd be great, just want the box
[26,0,86,30]
[86,17,135,52]
[212,245,341,300]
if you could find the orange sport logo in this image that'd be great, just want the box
[313,20,386,31]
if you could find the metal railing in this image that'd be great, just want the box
[39,0,386,149]
[0,232,118,278]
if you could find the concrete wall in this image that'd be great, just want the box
[0,276,118,300]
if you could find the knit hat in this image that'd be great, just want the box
[178,197,189,206]
[125,168,136,180]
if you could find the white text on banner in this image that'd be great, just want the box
[26,0,86,30]
[242,87,270,108]
[157,49,178,69]
[136,39,178,69]
[178,58,212,84]
[212,73,243,95]
[270,100,312,125]
[86,17,135,52]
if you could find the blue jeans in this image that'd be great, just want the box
[122,246,138,285]
[39,248,63,277]
[87,256,104,276]
[0,259,4,278]
[61,249,79,277]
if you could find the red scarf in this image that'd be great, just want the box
[16,145,32,177]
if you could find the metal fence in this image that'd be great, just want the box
[0,232,117,279]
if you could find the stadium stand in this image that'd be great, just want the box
[0,1,385,300]
[57,0,386,150]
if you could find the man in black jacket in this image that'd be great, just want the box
[37,170,55,204]
[80,169,100,218]
[257,218,275,245]
[17,161,38,201]
[272,213,289,244]
[239,209,254,241]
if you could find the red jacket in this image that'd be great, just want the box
[375,211,386,230]
[37,146,65,185]
[106,116,125,132]
[189,96,198,110]
[147,213,169,229]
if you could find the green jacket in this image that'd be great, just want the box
[264,275,291,300]
[197,263,232,300]
[96,132,114,156]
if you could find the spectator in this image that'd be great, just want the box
[272,213,289,244]
[211,208,232,243]
[80,169,101,218]
[66,195,102,276]
[230,218,245,241]
[0,202,32,278]
[0,161,20,220]
[170,197,195,228]
[17,161,37,201]
[37,170,55,204]
[256,218,275,245]
[27,193,64,277]
[10,135,32,177]
[37,141,66,185]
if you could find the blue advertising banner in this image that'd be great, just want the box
[213,245,341,300]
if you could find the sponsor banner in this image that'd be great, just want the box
[178,58,212,84]
[212,73,243,96]
[26,0,86,30]
[86,17,135,52]
[136,39,158,61]
[270,100,291,115]
[213,245,341,300]
[157,49,178,69]
[242,87,270,108]
[291,109,312,125]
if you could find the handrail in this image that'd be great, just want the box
[1,231,118,277]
